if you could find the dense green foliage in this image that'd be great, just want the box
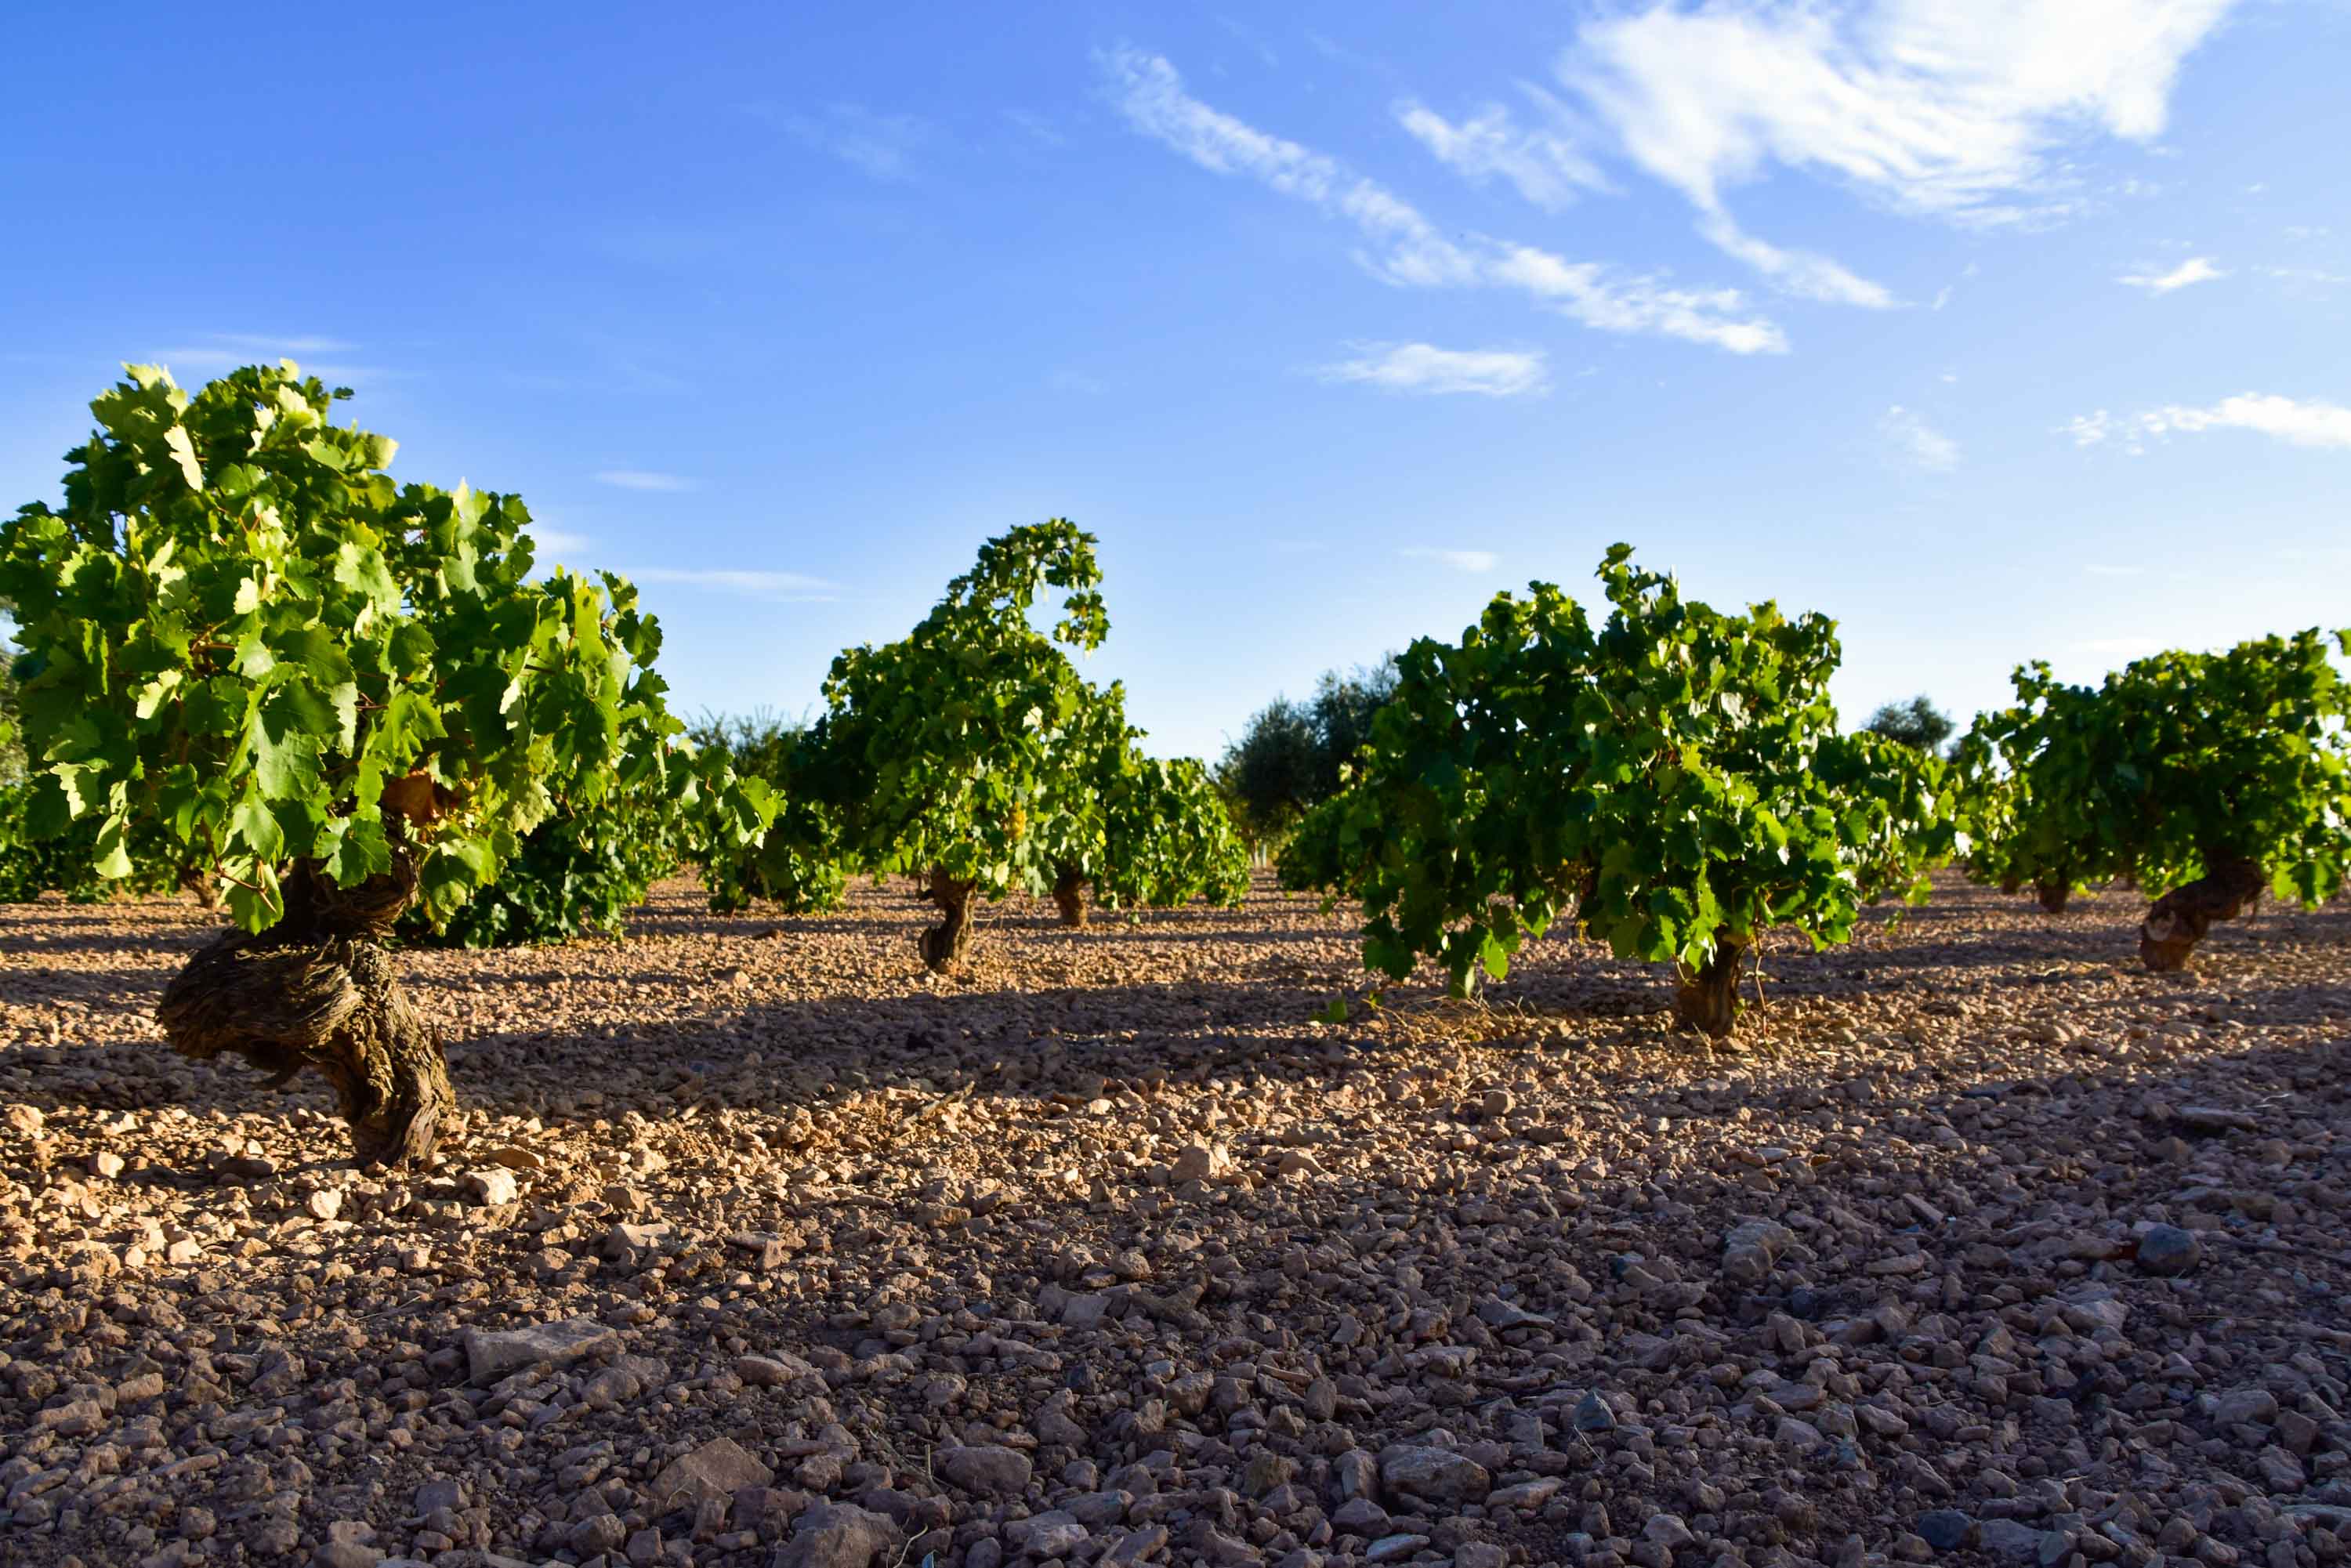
[393,705,691,947]
[1098,753,1251,911]
[759,525,1244,958]
[690,712,846,914]
[0,631,24,788]
[809,521,1107,951]
[1023,676,1136,911]
[1069,686,1250,914]
[1280,545,1963,1031]
[0,781,190,903]
[1218,658,1398,846]
[0,362,773,933]
[1027,675,1248,915]
[1864,694,1955,755]
[1958,633,2351,918]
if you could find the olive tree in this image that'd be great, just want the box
[1864,694,1955,755]
[0,363,772,1163]
[1217,657,1399,847]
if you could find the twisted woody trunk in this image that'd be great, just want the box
[2139,850,2265,972]
[1052,864,1089,929]
[1672,940,1746,1039]
[919,867,977,972]
[156,819,454,1168]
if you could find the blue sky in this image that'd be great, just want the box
[3,1,2346,761]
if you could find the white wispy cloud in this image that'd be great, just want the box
[2121,256,2225,293]
[1319,342,1550,398]
[593,469,695,492]
[1691,214,1898,307]
[153,334,384,384]
[527,527,596,557]
[1100,46,1785,355]
[629,568,839,599]
[207,333,358,353]
[1004,108,1068,149]
[1879,405,1958,472]
[1552,0,2237,297]
[2063,411,2124,449]
[2143,393,2351,448]
[2262,265,2351,287]
[1401,547,1499,574]
[773,103,928,181]
[1394,92,1607,211]
[2069,393,2351,452]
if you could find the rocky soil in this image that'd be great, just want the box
[2,872,2349,1568]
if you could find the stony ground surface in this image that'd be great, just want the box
[2,872,2349,1568]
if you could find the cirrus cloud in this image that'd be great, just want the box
[1099,46,1787,355]
[2121,256,2225,293]
[1400,547,1500,573]
[1536,0,2238,300]
[593,469,695,492]
[2067,393,2351,453]
[1318,342,1550,398]
[1879,405,1959,472]
[629,567,839,600]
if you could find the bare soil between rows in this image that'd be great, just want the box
[3,871,2348,1568]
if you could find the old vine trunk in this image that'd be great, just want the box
[1052,865,1089,929]
[2139,853,2266,972]
[1672,941,1745,1039]
[156,856,452,1168]
[2034,880,2070,914]
[920,869,978,972]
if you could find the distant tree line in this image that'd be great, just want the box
[1215,657,1400,849]
[1864,694,1956,756]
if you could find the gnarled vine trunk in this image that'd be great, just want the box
[919,867,978,972]
[1052,864,1089,929]
[178,867,223,911]
[2139,853,2265,972]
[157,856,452,1168]
[1672,941,1746,1039]
[2034,880,2070,914]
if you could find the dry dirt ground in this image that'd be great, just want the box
[3,872,2349,1568]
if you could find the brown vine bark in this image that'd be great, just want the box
[919,868,978,972]
[178,867,223,911]
[2035,880,2070,914]
[1052,864,1089,929]
[1672,941,1746,1039]
[156,856,453,1168]
[2139,853,2266,972]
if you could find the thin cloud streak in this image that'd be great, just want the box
[594,469,695,492]
[1394,96,1608,211]
[630,567,839,600]
[1318,342,1550,397]
[1100,46,1786,355]
[1879,405,1959,472]
[527,528,597,557]
[1400,547,1500,573]
[152,334,384,384]
[2069,393,2351,452]
[2121,256,2225,293]
[769,103,929,181]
